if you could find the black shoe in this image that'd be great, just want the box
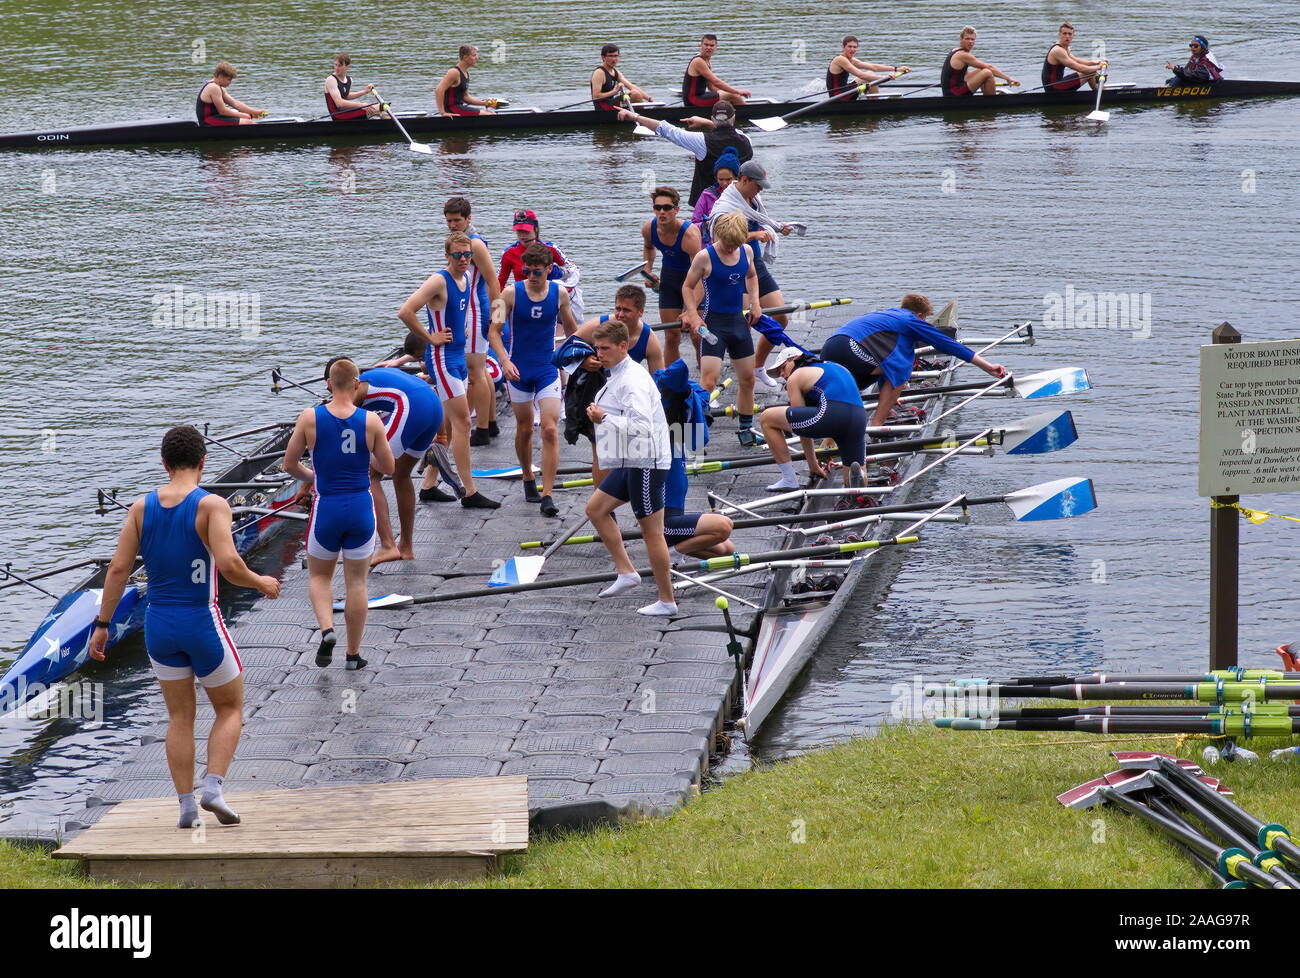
[470,428,491,447]
[462,491,501,509]
[345,654,368,671]
[419,484,456,503]
[540,495,559,518]
[523,479,542,503]
[488,421,500,438]
[315,629,336,668]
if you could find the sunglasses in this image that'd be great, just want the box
[652,203,676,211]
[524,266,548,277]
[449,250,473,260]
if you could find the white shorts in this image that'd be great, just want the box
[507,373,562,405]
[306,491,378,561]
[425,350,468,402]
[150,647,242,688]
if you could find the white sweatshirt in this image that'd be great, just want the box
[592,356,671,470]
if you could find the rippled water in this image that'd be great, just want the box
[2,1,1298,826]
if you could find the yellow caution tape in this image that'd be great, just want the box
[1210,500,1300,525]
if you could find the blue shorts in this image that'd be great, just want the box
[307,489,377,560]
[599,467,668,519]
[786,399,867,466]
[145,604,242,687]
[821,333,881,389]
[658,267,689,312]
[663,508,701,541]
[385,399,442,459]
[507,365,562,404]
[701,310,754,361]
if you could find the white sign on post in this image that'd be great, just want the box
[1199,339,1300,496]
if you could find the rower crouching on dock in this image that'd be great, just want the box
[820,294,1006,427]
[437,45,498,116]
[1166,36,1224,86]
[585,319,678,617]
[941,27,1019,96]
[90,425,281,829]
[1042,23,1106,91]
[325,53,383,119]
[683,33,750,107]
[197,61,267,125]
[761,348,868,490]
[592,43,650,110]
[826,36,911,97]
[284,357,395,671]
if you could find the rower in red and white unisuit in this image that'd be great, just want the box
[324,52,383,119]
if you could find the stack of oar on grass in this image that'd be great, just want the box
[1059,751,1300,889]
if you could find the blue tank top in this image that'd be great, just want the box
[425,269,470,366]
[140,487,214,606]
[468,233,491,328]
[509,280,560,368]
[809,361,863,406]
[628,322,651,364]
[311,403,371,495]
[651,218,693,273]
[703,244,749,314]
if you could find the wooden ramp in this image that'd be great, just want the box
[54,777,528,887]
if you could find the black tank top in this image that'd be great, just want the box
[593,66,619,109]
[196,83,219,124]
[326,73,352,114]
[825,62,857,98]
[1041,46,1065,86]
[682,57,712,101]
[940,48,967,94]
[445,66,468,111]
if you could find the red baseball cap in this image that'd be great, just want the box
[512,208,539,231]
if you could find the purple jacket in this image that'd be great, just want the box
[692,185,721,244]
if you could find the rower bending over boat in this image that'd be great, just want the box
[399,232,500,509]
[196,61,266,125]
[941,27,1019,96]
[820,294,1006,427]
[91,425,281,829]
[592,43,650,110]
[325,53,383,118]
[682,212,763,443]
[1042,23,1106,92]
[490,243,580,518]
[826,35,911,97]
[683,33,750,107]
[760,348,868,490]
[619,100,752,205]
[640,186,701,366]
[585,319,678,617]
[437,45,497,116]
[284,358,396,670]
[1166,36,1224,86]
[444,196,502,448]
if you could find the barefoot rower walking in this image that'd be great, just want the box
[592,43,650,110]
[760,348,868,491]
[618,99,752,205]
[640,186,701,366]
[437,45,498,117]
[444,196,502,448]
[491,242,580,518]
[196,61,266,126]
[941,27,1019,96]
[284,358,395,671]
[1166,36,1225,86]
[683,34,750,107]
[820,294,1006,427]
[1042,23,1106,91]
[399,232,500,509]
[325,53,382,119]
[826,36,911,97]
[682,212,762,443]
[585,319,678,617]
[90,425,281,829]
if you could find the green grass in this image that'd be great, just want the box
[5,722,1298,888]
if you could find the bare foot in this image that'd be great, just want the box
[370,545,402,567]
[398,547,416,561]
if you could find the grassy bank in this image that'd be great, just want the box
[5,721,1297,888]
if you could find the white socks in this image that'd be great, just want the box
[637,600,678,617]
[177,791,199,829]
[200,772,240,825]
[767,461,799,491]
[599,572,641,597]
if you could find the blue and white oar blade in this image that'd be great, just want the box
[333,593,414,611]
[1006,478,1098,521]
[470,466,525,479]
[1000,410,1079,455]
[1013,367,1091,399]
[488,556,545,587]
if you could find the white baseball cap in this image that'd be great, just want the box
[765,346,805,378]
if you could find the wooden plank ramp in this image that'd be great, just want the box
[53,777,528,887]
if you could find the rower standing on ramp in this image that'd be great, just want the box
[196,61,266,125]
[941,27,1019,96]
[640,186,701,366]
[90,425,281,829]
[437,44,498,116]
[284,357,396,671]
[760,348,868,491]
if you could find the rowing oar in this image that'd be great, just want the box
[369,535,918,607]
[271,367,326,399]
[647,298,853,332]
[750,72,908,131]
[1012,69,1105,98]
[879,367,1092,405]
[955,668,1300,687]
[371,89,433,156]
[932,679,1300,704]
[1086,66,1111,122]
[486,514,589,586]
[938,704,1300,720]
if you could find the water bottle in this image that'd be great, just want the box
[698,322,716,345]
[1222,742,1258,763]
[1270,746,1300,762]
[1201,745,1221,765]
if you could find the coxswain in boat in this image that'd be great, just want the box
[490,242,580,518]
[283,358,395,673]
[1041,23,1106,91]
[444,196,503,448]
[592,43,650,110]
[683,33,751,107]
[437,44,498,117]
[682,211,763,443]
[760,348,868,490]
[91,425,280,828]
[640,186,701,366]
[820,294,1006,427]
[398,232,500,509]
[325,52,382,119]
[585,318,678,617]
[1166,36,1225,86]
[196,61,267,125]
[826,36,911,98]
[618,99,752,205]
[941,27,1019,96]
